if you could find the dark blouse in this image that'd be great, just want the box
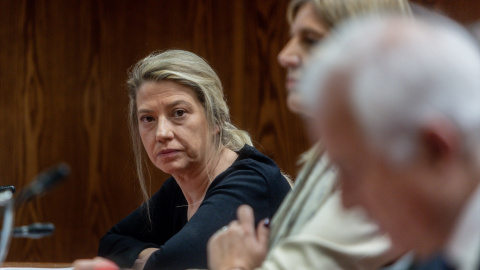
[98,144,291,270]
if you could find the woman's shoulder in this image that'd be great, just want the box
[230,144,283,178]
[234,144,278,167]
[209,144,290,192]
[205,145,291,214]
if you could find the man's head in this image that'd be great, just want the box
[301,15,480,257]
[469,20,480,44]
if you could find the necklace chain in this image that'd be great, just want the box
[176,200,203,208]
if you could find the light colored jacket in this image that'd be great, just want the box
[258,144,395,270]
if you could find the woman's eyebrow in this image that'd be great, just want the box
[137,108,153,115]
[165,100,193,110]
[137,100,193,115]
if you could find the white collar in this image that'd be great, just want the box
[445,184,480,270]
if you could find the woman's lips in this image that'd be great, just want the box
[158,149,179,157]
[286,78,297,91]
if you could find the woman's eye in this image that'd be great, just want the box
[301,31,324,47]
[303,36,320,46]
[140,116,154,123]
[173,109,186,118]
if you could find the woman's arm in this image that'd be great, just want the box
[132,248,160,270]
[97,207,164,268]
[142,169,287,270]
[98,179,179,268]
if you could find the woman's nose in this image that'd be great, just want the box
[278,39,302,68]
[156,118,174,142]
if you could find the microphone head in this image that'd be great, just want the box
[29,163,70,196]
[0,186,15,194]
[15,163,70,207]
[12,223,55,239]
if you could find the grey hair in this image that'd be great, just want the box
[301,15,480,165]
[127,50,252,211]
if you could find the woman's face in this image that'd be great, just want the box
[278,2,329,115]
[136,80,214,176]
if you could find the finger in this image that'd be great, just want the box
[72,258,118,270]
[229,219,240,227]
[256,218,270,246]
[236,205,255,235]
[211,225,229,240]
[93,258,119,270]
[219,225,229,234]
[207,230,222,252]
[72,259,95,270]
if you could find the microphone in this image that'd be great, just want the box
[12,223,55,239]
[0,163,69,264]
[14,163,70,208]
[0,186,15,194]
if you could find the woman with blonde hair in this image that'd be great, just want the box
[208,0,412,269]
[75,50,291,270]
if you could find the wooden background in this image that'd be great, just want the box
[1,0,479,263]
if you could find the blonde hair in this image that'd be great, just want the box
[287,0,412,28]
[127,50,252,211]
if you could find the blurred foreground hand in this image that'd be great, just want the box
[207,205,270,270]
[72,257,119,270]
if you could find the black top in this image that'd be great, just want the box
[98,144,291,270]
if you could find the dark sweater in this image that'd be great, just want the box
[98,145,291,270]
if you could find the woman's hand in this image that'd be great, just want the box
[132,248,160,270]
[207,205,270,270]
[72,257,119,270]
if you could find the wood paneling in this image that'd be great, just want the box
[1,0,478,263]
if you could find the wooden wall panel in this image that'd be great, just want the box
[1,0,479,263]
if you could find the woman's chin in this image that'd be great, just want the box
[156,163,180,175]
[287,95,306,116]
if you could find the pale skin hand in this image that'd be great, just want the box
[72,248,159,270]
[207,205,270,270]
[72,257,119,270]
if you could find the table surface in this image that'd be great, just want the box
[2,262,72,268]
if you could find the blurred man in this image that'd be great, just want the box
[300,15,480,269]
[470,21,480,43]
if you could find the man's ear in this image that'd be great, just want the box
[420,118,460,166]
